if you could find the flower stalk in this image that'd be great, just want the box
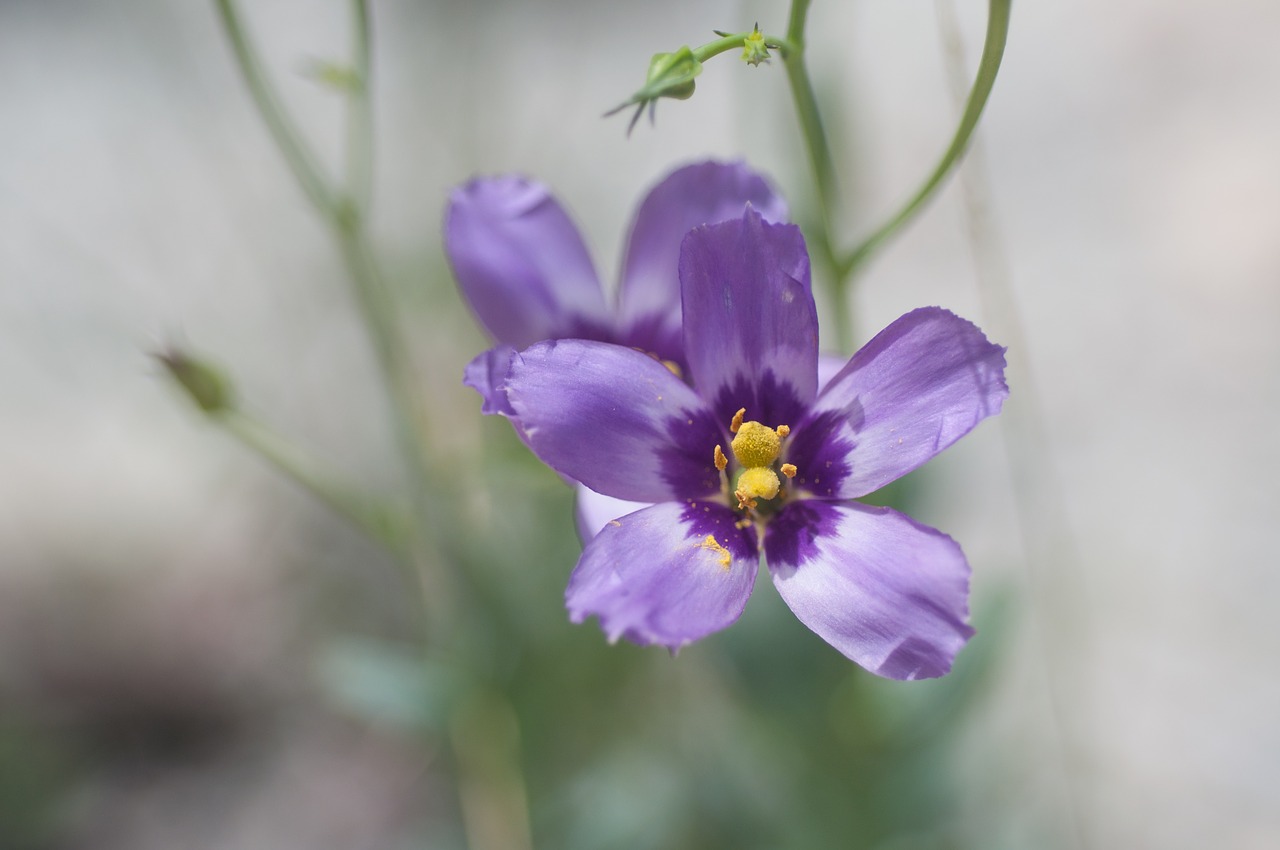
[782,0,1012,351]
[212,0,460,642]
[156,347,408,551]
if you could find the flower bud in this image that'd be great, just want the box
[741,25,771,67]
[156,348,235,414]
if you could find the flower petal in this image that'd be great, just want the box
[566,501,759,651]
[463,346,517,416]
[680,209,818,428]
[616,161,788,364]
[789,308,1008,499]
[445,176,612,348]
[506,339,723,502]
[575,484,653,542]
[817,352,847,393]
[765,501,973,680]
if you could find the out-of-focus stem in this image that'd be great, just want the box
[213,0,337,216]
[450,692,534,850]
[213,0,454,639]
[346,0,374,214]
[219,409,408,552]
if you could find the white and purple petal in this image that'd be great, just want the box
[616,161,788,364]
[566,501,759,651]
[445,176,613,349]
[505,340,723,503]
[680,209,819,428]
[765,500,974,680]
[789,308,1008,499]
[575,484,653,542]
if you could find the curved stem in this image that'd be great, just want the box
[214,0,455,641]
[213,0,337,215]
[840,0,1012,277]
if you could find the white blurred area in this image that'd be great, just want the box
[1,1,1277,848]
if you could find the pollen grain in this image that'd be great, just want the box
[698,534,732,570]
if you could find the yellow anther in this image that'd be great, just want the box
[781,463,797,479]
[731,420,782,468]
[729,408,745,434]
[735,466,780,510]
[713,444,728,472]
[698,534,732,570]
[662,360,683,378]
[776,424,790,437]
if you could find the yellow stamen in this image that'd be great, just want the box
[698,534,732,570]
[776,424,790,437]
[713,444,728,472]
[729,408,745,434]
[780,463,797,479]
[731,420,782,468]
[735,466,780,510]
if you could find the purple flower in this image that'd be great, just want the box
[503,209,1008,679]
[444,160,787,416]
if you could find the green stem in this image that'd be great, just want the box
[213,0,338,215]
[346,0,374,213]
[692,32,795,64]
[218,409,408,552]
[781,0,849,352]
[840,0,1012,277]
[214,0,455,641]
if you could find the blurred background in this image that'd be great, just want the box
[2,0,1277,848]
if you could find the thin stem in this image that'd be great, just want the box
[213,0,338,215]
[214,0,455,641]
[781,0,850,349]
[346,0,374,214]
[693,32,795,64]
[218,409,408,552]
[840,0,1012,277]
[333,215,459,644]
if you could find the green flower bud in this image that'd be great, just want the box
[606,46,704,133]
[741,25,771,67]
[156,348,235,415]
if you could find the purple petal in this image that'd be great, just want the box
[680,209,818,429]
[463,346,517,416]
[616,161,788,364]
[789,308,1008,499]
[575,484,653,542]
[505,340,723,502]
[817,352,847,394]
[566,501,759,651]
[765,500,973,680]
[445,176,612,348]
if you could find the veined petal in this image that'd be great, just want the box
[463,346,517,416]
[506,340,723,502]
[680,209,818,428]
[617,161,788,363]
[575,484,653,542]
[765,501,973,680]
[566,501,759,651]
[445,176,612,349]
[790,308,1008,499]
